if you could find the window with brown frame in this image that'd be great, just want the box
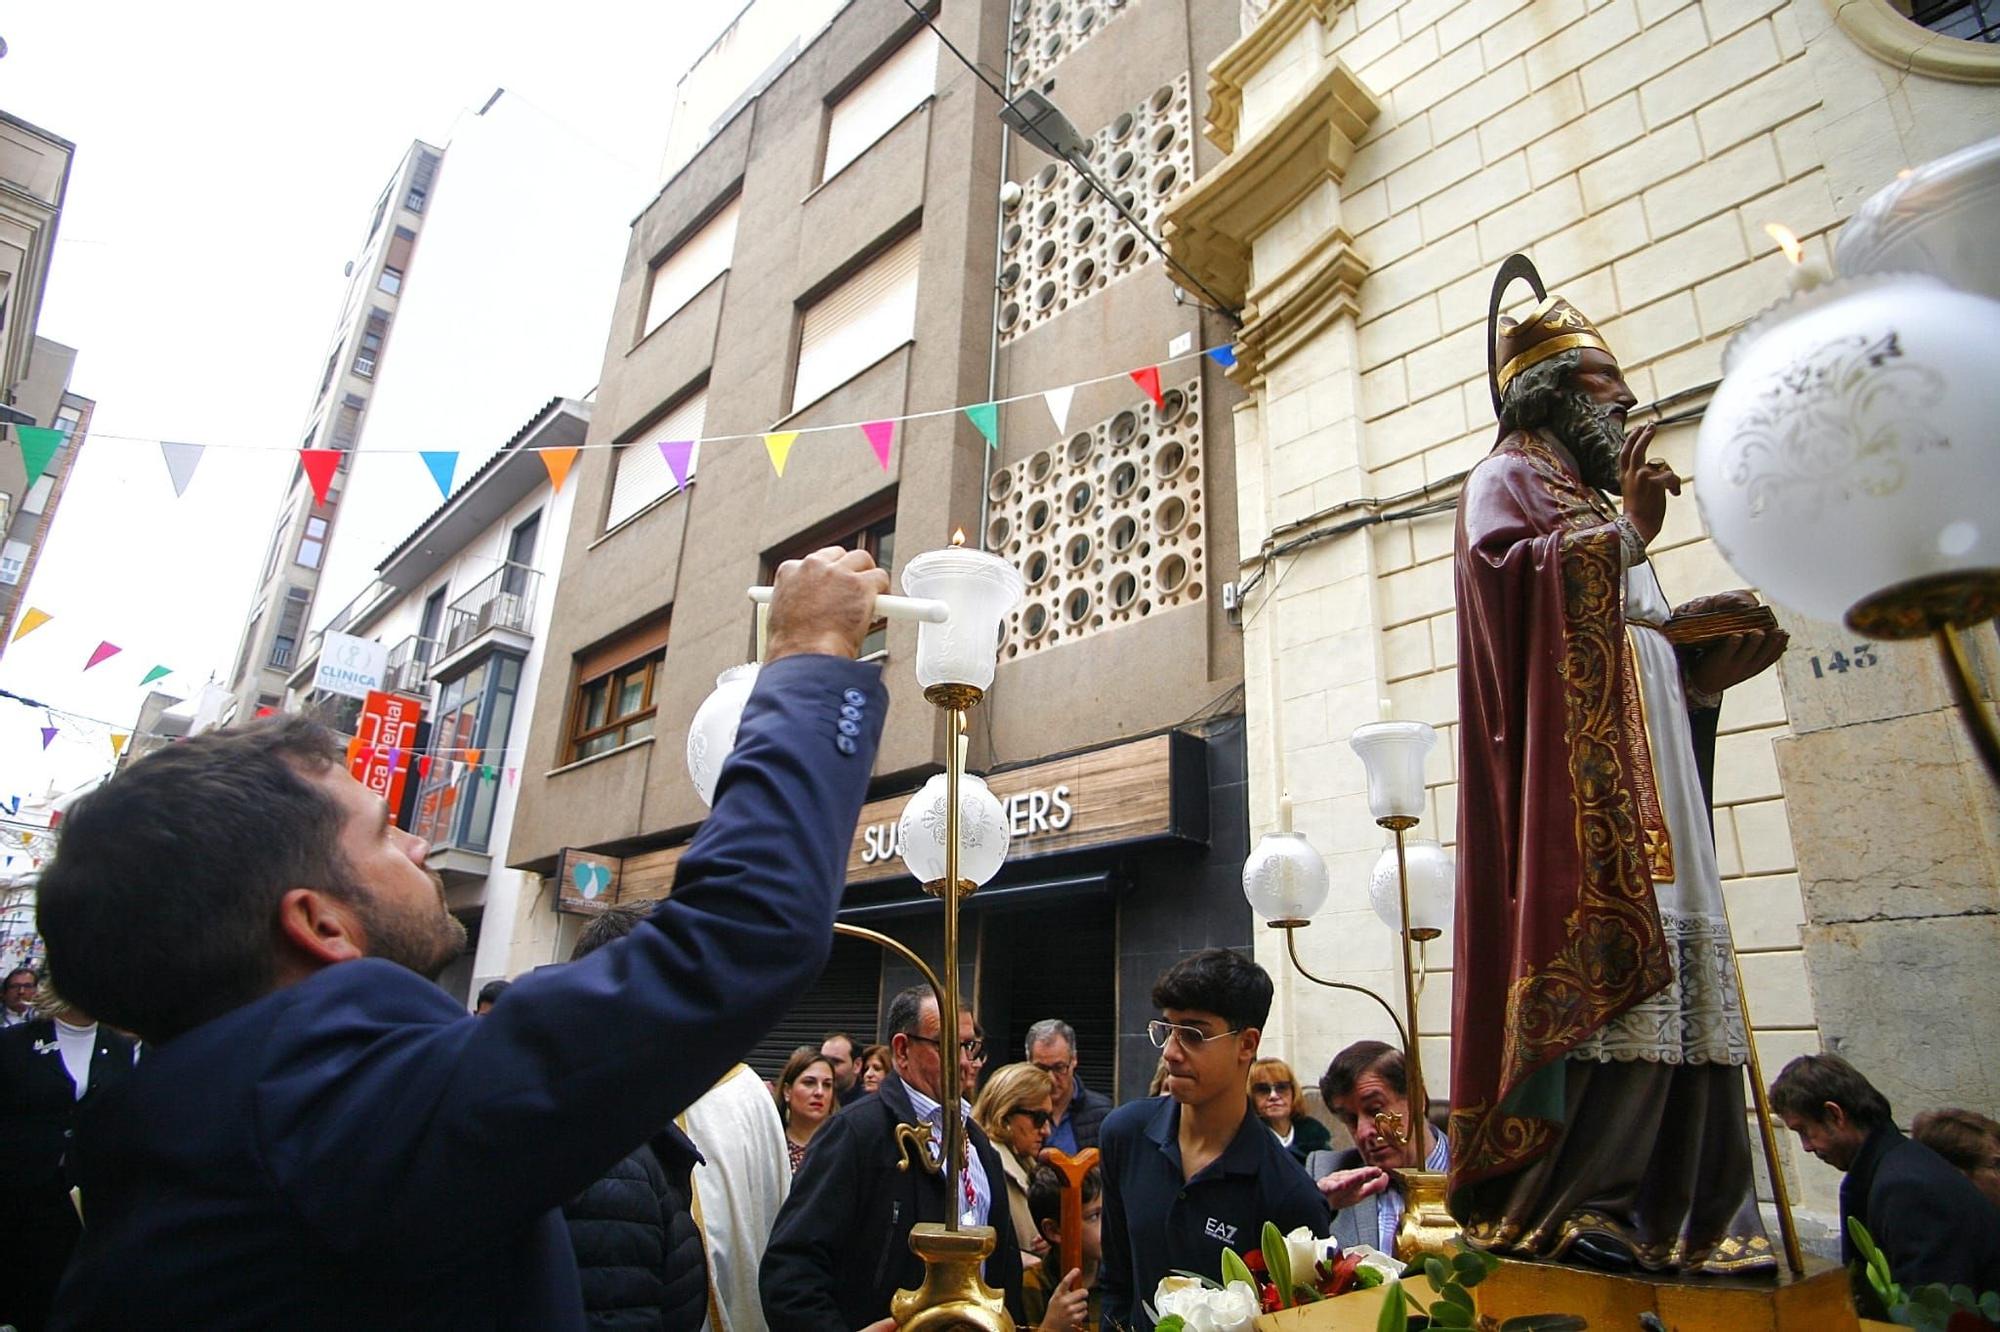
[566,617,670,762]
[766,503,896,658]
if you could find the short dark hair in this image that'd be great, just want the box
[1769,1054,1893,1131]
[570,903,647,960]
[1151,948,1272,1033]
[475,978,512,1008]
[1497,347,1581,433]
[1913,1108,2000,1173]
[1028,1163,1102,1235]
[4,966,36,988]
[822,1031,859,1061]
[1320,1040,1404,1106]
[36,715,351,1043]
[883,984,936,1044]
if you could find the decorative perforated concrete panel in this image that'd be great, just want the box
[987,377,1206,660]
[997,75,1195,345]
[1008,0,1139,93]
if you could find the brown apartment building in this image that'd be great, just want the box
[507,0,1253,1099]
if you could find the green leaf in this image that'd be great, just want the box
[1292,1284,1323,1304]
[1979,1290,1999,1319]
[1356,1266,1386,1289]
[1262,1221,1294,1307]
[1155,1318,1187,1332]
[1498,1318,1590,1332]
[1377,1286,1410,1332]
[1452,1250,1491,1289]
[1438,1284,1475,1315]
[1220,1246,1256,1293]
[1428,1300,1474,1329]
[1400,1259,1429,1282]
[1424,1256,1451,1291]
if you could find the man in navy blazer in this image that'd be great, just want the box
[35,548,892,1331]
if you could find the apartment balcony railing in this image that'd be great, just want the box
[268,638,297,671]
[383,635,440,696]
[442,564,539,658]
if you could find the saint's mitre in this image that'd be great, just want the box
[1494,295,1615,394]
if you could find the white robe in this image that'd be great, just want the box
[682,1062,790,1332]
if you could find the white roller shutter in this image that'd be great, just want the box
[606,388,709,531]
[643,197,740,338]
[791,230,922,413]
[821,27,938,183]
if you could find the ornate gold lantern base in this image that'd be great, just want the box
[1391,1169,1458,1265]
[890,1223,1013,1332]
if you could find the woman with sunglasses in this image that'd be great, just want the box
[1249,1056,1331,1165]
[973,1062,1059,1269]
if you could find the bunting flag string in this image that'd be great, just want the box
[12,608,51,643]
[14,425,64,489]
[420,451,458,498]
[537,447,579,493]
[109,733,130,759]
[963,402,999,448]
[660,440,695,490]
[861,421,895,472]
[762,432,797,478]
[159,441,205,497]
[299,449,341,505]
[40,725,58,751]
[140,665,173,687]
[1042,384,1074,434]
[1129,365,1165,411]
[83,641,122,672]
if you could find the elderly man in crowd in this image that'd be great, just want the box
[1027,1017,1113,1155]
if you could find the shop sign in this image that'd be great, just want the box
[349,690,423,827]
[315,631,389,701]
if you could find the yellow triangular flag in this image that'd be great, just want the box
[11,607,51,642]
[764,431,799,477]
[537,447,579,493]
[110,733,130,759]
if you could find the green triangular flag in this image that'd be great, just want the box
[963,402,999,448]
[15,426,64,489]
[480,765,496,784]
[140,665,172,686]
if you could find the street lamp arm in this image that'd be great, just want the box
[1281,923,1412,1055]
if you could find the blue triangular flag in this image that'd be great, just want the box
[420,452,458,498]
[1205,345,1238,368]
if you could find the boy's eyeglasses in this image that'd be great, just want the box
[1147,1019,1241,1049]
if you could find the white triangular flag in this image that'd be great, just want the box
[159,441,205,497]
[1043,384,1075,434]
[450,760,466,785]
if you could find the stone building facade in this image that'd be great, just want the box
[1165,0,2000,1235]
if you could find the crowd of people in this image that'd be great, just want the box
[2,547,1998,1331]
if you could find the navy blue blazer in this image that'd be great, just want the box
[51,653,886,1331]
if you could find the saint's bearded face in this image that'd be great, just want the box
[1548,387,1627,493]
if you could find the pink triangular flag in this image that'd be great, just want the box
[861,420,895,471]
[507,767,519,787]
[84,641,122,671]
[659,440,695,490]
[1129,365,1164,410]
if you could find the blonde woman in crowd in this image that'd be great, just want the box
[1249,1056,1331,1165]
[974,1061,1058,1268]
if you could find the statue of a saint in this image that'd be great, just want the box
[1446,264,1788,1274]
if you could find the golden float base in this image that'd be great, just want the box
[889,1223,1013,1332]
[1392,1170,1459,1265]
[1253,1255,1867,1332]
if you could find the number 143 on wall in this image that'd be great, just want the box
[1808,643,1880,678]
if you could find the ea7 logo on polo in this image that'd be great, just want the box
[1204,1217,1238,1244]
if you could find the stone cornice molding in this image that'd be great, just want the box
[1232,227,1370,383]
[1206,0,1352,153]
[1162,54,1378,307]
[1823,0,2000,83]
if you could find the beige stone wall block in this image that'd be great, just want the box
[1360,361,1410,422]
[1350,456,1426,509]
[1718,667,1788,734]
[1379,554,1455,627]
[1637,0,1697,25]
[1645,337,1724,399]
[1430,612,1459,670]
[1737,949,1815,1028]
[1580,114,1702,215]
[1369,221,1481,318]
[1646,476,1710,549]
[1612,211,1748,310]
[1410,510,1455,565]
[1307,372,1361,432]
[1771,1,1805,59]
[1643,135,1784,240]
[1275,576,1380,652]
[1370,520,1415,577]
[1480,72,1588,167]
[1525,91,1646,188]
[1695,58,1820,155]
[1358,208,1426,268]
[1648,532,1739,601]
[1774,710,2000,924]
[1712,724,1786,805]
[1435,0,1538,62]
[1732,797,1796,875]
[1405,321,1488,402]
[1737,172,1839,251]
[1342,11,1415,88]
[1534,198,1641,293]
[1525,0,1644,90]
[1385,662,1460,727]
[1274,532,1373,599]
[1358,296,1443,370]
[1399,0,1465,44]
[1703,0,1789,40]
[1775,610,1999,737]
[1481,0,1588,69]
[1598,290,1701,368]
[1391,41,1486,123]
[1364,388,1465,470]
[1355,0,1402,36]
[1424,432,1499,484]
[1349,116,1438,194]
[1432,59,1531,148]
[1438,267,1495,334]
[1344,179,1392,236]
[1430,768,1458,836]
[1639,20,1779,130]
[1722,871,1807,951]
[1282,688,1333,753]
[1415,965,1456,1036]
[1478,173,1587,264]
[1693,250,1796,338]
[1420,151,1530,242]
[1579,6,1708,109]
[1713,806,1745,877]
[1384,618,1434,681]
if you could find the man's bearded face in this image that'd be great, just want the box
[1548,384,1626,492]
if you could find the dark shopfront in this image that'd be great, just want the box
[553,715,1252,1105]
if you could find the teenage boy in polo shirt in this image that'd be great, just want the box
[1098,949,1330,1329]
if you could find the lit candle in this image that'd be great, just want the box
[1763,223,1831,295]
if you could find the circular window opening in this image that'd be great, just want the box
[1151,163,1179,197]
[1066,432,1095,465]
[999,302,1021,331]
[1112,233,1139,266]
[1030,450,1055,483]
[1067,480,1094,515]
[1025,549,1051,584]
[1070,215,1096,246]
[1157,388,1186,425]
[1042,0,1063,25]
[1150,84,1174,114]
[1064,588,1092,623]
[1025,603,1049,637]
[1111,111,1135,141]
[987,470,1015,503]
[1110,410,1139,445]
[1034,164,1059,191]
[1035,280,1058,311]
[1111,150,1136,181]
[1028,499,1053,532]
[1074,6,1096,34]
[1070,176,1093,205]
[1110,461,1138,498]
[1070,257,1097,289]
[1003,223,1024,250]
[1154,440,1185,478]
[1151,123,1176,154]
[999,261,1021,290]
[1035,239,1058,269]
[1157,553,1189,593]
[1042,30,1064,59]
[1156,495,1188,535]
[1036,199,1059,229]
[1066,533,1092,567]
[986,515,1012,547]
[1010,24,1030,52]
[1110,571,1137,609]
[1109,514,1138,551]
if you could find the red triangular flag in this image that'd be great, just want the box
[861,420,895,471]
[1129,365,1164,410]
[299,449,341,505]
[418,756,433,779]
[84,641,122,671]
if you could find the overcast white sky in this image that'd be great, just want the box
[0,0,739,807]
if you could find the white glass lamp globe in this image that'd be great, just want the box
[1694,272,2000,635]
[685,663,759,808]
[1349,721,1436,824]
[896,771,1012,889]
[1369,839,1456,940]
[901,547,1025,696]
[1241,831,1331,925]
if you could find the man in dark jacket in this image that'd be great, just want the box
[761,985,1024,1329]
[1772,1053,2000,1303]
[33,549,890,1331]
[1027,1018,1113,1154]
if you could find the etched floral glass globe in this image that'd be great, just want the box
[1368,838,1456,939]
[1241,830,1330,924]
[896,772,1011,888]
[685,663,759,808]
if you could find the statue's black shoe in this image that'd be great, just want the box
[1567,1232,1639,1272]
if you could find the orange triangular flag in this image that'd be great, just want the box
[11,608,51,642]
[764,432,798,477]
[346,738,364,766]
[538,447,579,493]
[465,748,482,767]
